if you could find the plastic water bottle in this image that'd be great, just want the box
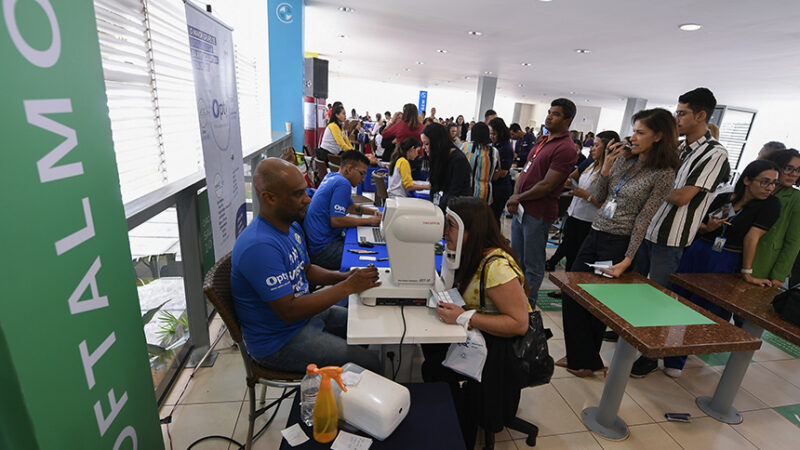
[300,364,321,427]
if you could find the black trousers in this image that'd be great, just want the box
[562,229,630,371]
[549,216,593,271]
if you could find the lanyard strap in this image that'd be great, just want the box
[613,159,640,198]
[720,208,742,238]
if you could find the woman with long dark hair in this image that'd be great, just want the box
[424,196,533,450]
[422,123,471,210]
[462,122,498,203]
[663,159,781,375]
[457,114,468,141]
[559,108,678,377]
[317,104,353,161]
[488,117,514,223]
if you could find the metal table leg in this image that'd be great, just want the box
[696,320,763,424]
[582,338,638,440]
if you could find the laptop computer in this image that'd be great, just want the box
[356,226,385,244]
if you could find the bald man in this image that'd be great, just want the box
[230,158,381,373]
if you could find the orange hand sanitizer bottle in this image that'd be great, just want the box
[311,365,347,443]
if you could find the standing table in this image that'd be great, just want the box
[549,272,762,440]
[670,273,799,424]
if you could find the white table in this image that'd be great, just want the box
[346,294,467,344]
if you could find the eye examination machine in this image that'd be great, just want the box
[359,197,465,306]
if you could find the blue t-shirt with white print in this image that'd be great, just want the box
[230,216,310,358]
[304,172,353,254]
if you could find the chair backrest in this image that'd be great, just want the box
[373,173,388,202]
[328,154,342,166]
[202,252,244,344]
[329,162,340,173]
[313,158,328,185]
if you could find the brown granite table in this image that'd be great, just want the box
[549,272,762,440]
[670,273,799,424]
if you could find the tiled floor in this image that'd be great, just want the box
[159,223,800,449]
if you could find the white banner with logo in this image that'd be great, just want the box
[185,2,247,260]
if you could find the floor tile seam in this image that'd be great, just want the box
[227,399,247,450]
[652,421,688,449]
[546,380,591,435]
[727,418,762,450]
[757,361,800,390]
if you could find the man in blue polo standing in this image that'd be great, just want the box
[506,98,578,306]
[230,158,381,373]
[305,150,381,270]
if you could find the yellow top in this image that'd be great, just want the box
[328,122,353,151]
[395,157,414,189]
[462,248,532,313]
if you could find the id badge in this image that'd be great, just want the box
[433,191,442,206]
[601,199,618,219]
[712,237,726,252]
[523,160,532,173]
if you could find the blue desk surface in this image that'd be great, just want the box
[341,227,443,271]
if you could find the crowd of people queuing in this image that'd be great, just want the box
[230,87,800,447]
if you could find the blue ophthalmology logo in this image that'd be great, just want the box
[276,3,293,24]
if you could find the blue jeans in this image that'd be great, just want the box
[310,238,345,271]
[511,213,550,307]
[255,305,380,374]
[632,240,685,287]
[632,240,686,369]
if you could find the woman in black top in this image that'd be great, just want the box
[422,123,471,210]
[457,115,468,141]
[665,159,781,372]
[488,117,514,224]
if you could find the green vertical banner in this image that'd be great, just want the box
[1,1,162,449]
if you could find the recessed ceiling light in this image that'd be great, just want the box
[521,62,531,67]
[679,23,702,31]
[570,91,576,94]
[575,49,591,54]
[467,30,482,36]
[539,0,553,2]
[518,84,524,87]
[404,68,411,72]
[339,6,354,13]
[395,73,400,76]
[484,71,493,75]
[437,49,448,54]
[464,76,471,79]
[585,99,590,102]
[337,50,343,54]
[338,34,347,38]
[416,61,424,65]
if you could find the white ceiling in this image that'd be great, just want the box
[305,0,800,110]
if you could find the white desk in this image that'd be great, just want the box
[346,294,467,345]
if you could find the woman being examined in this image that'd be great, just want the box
[461,122,499,204]
[424,196,531,450]
[317,104,353,162]
[546,130,620,297]
[752,149,800,287]
[423,122,471,211]
[663,160,782,373]
[488,117,515,224]
[387,137,429,198]
[559,108,678,377]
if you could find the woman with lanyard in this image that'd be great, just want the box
[752,149,800,287]
[546,130,620,295]
[558,109,678,377]
[662,160,781,375]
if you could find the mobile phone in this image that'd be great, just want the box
[358,240,374,248]
[664,413,691,423]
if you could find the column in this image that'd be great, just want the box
[474,75,497,122]
[268,0,304,152]
[620,97,647,138]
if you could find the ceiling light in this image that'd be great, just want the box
[539,0,553,2]
[679,23,702,31]
[339,6,354,13]
[518,84,524,87]
[484,71,493,75]
[404,68,411,72]
[521,62,531,67]
[437,49,448,54]
[337,50,343,54]
[585,99,590,102]
[416,61,424,65]
[467,30,482,36]
[575,49,591,54]
[570,91,575,94]
[464,76,471,79]
[338,34,347,38]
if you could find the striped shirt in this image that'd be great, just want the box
[461,141,499,203]
[645,131,730,247]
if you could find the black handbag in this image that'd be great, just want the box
[772,284,800,327]
[479,255,554,388]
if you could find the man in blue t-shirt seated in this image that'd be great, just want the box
[231,158,382,373]
[304,150,382,270]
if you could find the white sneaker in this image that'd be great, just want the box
[663,367,682,378]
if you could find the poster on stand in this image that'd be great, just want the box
[185,2,247,261]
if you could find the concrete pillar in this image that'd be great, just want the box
[620,97,647,138]
[474,75,497,122]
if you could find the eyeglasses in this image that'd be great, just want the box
[783,165,800,174]
[754,177,779,188]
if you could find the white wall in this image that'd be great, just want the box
[738,102,799,169]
